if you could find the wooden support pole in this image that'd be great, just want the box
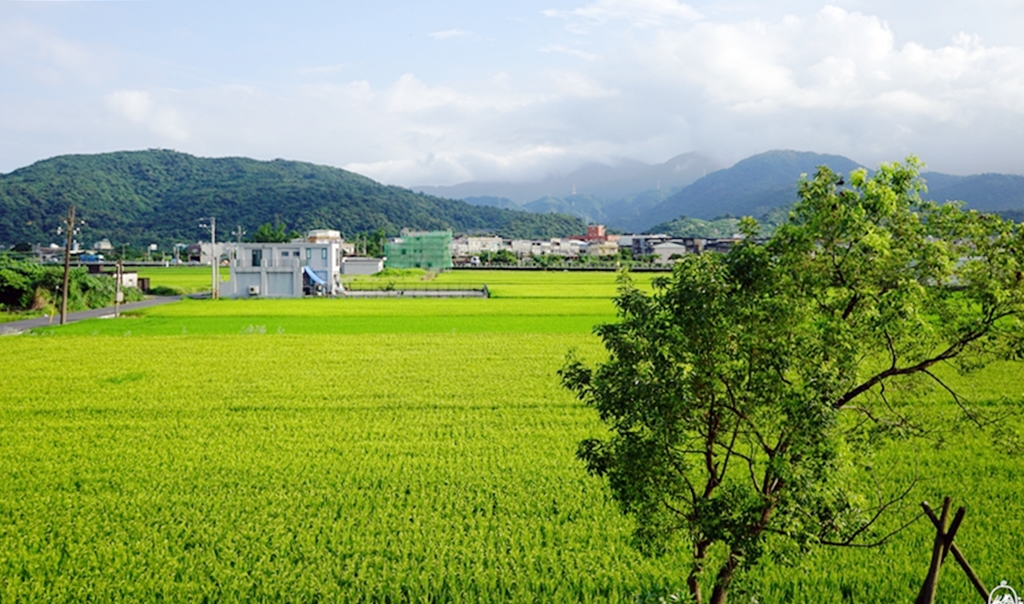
[942,506,965,562]
[916,497,952,604]
[922,502,990,602]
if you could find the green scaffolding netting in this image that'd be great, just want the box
[385,231,453,271]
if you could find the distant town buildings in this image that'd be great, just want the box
[23,223,749,299]
[450,225,744,266]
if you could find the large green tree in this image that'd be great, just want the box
[249,221,300,243]
[561,159,1024,603]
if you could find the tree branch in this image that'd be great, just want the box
[819,510,924,548]
[833,328,989,409]
[921,368,984,429]
[830,476,918,546]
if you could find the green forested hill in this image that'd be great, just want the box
[0,150,585,247]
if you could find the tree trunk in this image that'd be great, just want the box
[709,554,740,604]
[688,570,703,604]
[687,541,709,604]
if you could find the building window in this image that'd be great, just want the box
[306,248,311,260]
[321,248,327,260]
[252,249,262,267]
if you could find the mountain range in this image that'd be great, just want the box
[419,150,1024,234]
[0,150,585,248]
[4,149,1023,249]
[415,152,720,204]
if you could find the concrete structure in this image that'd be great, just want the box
[651,241,690,264]
[305,229,341,243]
[196,241,235,266]
[628,234,672,257]
[119,271,139,288]
[222,240,341,297]
[85,264,138,287]
[451,236,504,257]
[342,257,385,275]
[586,240,621,256]
[704,236,745,253]
[303,229,356,255]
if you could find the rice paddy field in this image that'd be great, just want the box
[136,265,230,294]
[2,268,1024,602]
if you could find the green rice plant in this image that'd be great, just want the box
[347,269,658,299]
[0,333,698,602]
[3,270,1024,602]
[36,298,616,336]
[136,266,229,295]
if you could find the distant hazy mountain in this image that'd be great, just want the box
[0,150,585,247]
[523,194,606,224]
[414,152,720,205]
[923,173,1024,211]
[639,155,1024,234]
[640,150,865,228]
[413,149,1024,235]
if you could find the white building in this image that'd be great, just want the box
[451,236,505,257]
[342,257,385,275]
[198,241,235,266]
[222,240,342,298]
[651,241,690,264]
[586,240,621,257]
[305,229,341,243]
[507,238,584,258]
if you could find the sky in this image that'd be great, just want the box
[2,0,1024,185]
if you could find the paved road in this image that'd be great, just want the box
[0,296,184,335]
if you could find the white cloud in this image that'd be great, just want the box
[106,90,190,141]
[6,2,1024,183]
[0,19,110,85]
[106,89,152,122]
[618,5,1024,118]
[346,145,575,187]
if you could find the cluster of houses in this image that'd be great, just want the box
[450,225,745,265]
[32,225,746,299]
[218,225,746,298]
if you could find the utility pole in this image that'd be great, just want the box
[58,204,82,325]
[114,256,123,318]
[201,217,218,298]
[232,225,246,264]
[211,216,217,298]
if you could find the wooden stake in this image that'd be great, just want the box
[916,497,952,604]
[922,502,990,602]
